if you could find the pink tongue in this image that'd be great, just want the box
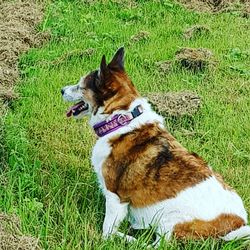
[66,101,85,118]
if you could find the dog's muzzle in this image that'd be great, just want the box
[61,88,89,118]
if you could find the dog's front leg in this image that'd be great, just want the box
[102,191,128,238]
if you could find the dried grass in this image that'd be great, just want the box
[0,0,47,102]
[130,31,150,43]
[0,1,45,248]
[0,213,41,250]
[155,60,173,74]
[183,25,211,39]
[177,0,250,14]
[146,91,201,116]
[175,47,216,72]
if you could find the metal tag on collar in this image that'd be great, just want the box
[131,105,143,118]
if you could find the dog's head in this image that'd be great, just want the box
[61,47,139,119]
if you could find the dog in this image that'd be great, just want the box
[61,47,250,245]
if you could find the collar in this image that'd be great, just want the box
[93,105,143,137]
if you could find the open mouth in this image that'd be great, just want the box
[66,101,89,117]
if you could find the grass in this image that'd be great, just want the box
[1,0,250,249]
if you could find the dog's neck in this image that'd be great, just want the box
[89,98,146,127]
[93,105,143,137]
[89,98,165,138]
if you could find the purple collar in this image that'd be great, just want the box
[93,105,143,137]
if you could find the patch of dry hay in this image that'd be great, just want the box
[130,31,150,43]
[183,25,211,39]
[0,1,45,248]
[155,60,173,74]
[175,47,216,72]
[0,86,18,102]
[0,213,41,250]
[146,91,201,116]
[0,0,47,103]
[177,0,250,15]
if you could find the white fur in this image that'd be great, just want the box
[62,77,85,102]
[221,226,250,241]
[102,191,128,237]
[90,97,249,241]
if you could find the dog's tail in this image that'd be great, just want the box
[221,225,250,241]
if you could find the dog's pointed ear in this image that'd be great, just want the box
[108,47,125,71]
[99,55,109,81]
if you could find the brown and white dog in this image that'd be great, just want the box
[61,48,250,244]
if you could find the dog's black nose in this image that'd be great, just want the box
[61,89,65,95]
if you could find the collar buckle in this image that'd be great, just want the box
[131,105,143,118]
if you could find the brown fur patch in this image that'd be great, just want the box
[82,69,139,115]
[103,71,139,114]
[103,123,213,207]
[173,213,245,239]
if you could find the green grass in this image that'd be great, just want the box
[1,0,250,249]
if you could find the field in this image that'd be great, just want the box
[1,0,250,249]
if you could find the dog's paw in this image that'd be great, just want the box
[146,240,160,249]
[102,231,136,242]
[116,231,137,242]
[102,230,112,240]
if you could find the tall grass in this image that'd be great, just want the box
[1,0,250,249]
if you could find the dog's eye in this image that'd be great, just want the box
[76,86,83,91]
[79,86,86,91]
